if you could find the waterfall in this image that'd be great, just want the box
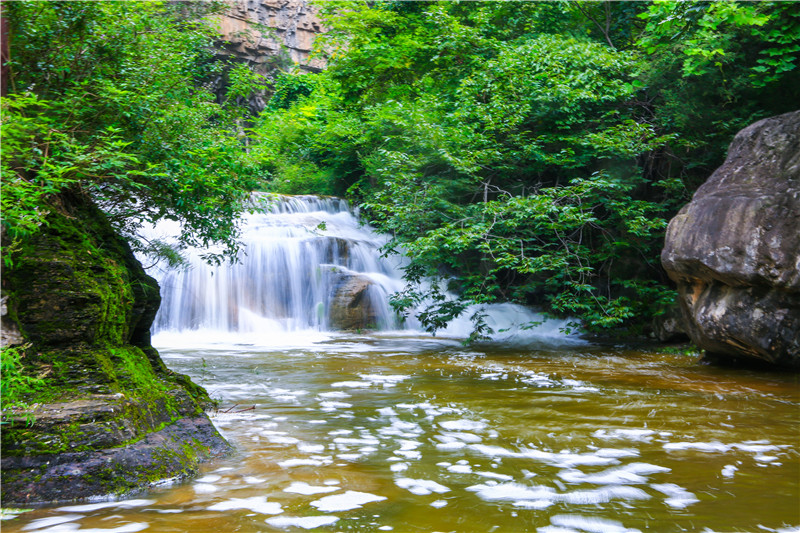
[145,194,579,345]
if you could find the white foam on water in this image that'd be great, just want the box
[284,482,341,495]
[310,491,387,512]
[333,437,380,446]
[298,443,326,453]
[435,440,467,451]
[390,462,409,472]
[56,500,155,513]
[549,514,642,533]
[320,401,353,411]
[331,381,371,388]
[467,482,556,502]
[318,391,351,399]
[651,483,699,509]
[278,458,328,468]
[560,485,650,504]
[558,463,670,485]
[68,524,149,533]
[440,431,483,443]
[476,471,514,481]
[398,439,422,451]
[265,516,339,529]
[515,499,554,509]
[395,449,422,460]
[447,464,473,474]
[359,374,410,387]
[430,500,448,508]
[193,483,218,493]
[395,478,451,495]
[267,435,301,445]
[755,455,779,463]
[207,496,283,515]
[592,429,656,442]
[663,441,730,453]
[467,482,649,506]
[22,515,84,531]
[469,444,634,468]
[439,420,486,432]
[721,465,738,478]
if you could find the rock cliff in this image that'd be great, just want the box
[661,110,800,367]
[1,192,231,504]
[211,0,324,114]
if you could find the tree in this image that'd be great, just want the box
[252,1,799,337]
[1,1,265,262]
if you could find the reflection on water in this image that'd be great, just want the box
[4,333,799,533]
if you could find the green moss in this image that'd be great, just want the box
[1,195,224,501]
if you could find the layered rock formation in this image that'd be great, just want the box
[662,110,800,367]
[211,0,325,114]
[217,0,324,71]
[1,192,230,504]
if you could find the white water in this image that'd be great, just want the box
[144,194,577,346]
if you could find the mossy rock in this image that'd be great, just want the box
[1,192,229,504]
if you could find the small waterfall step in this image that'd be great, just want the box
[144,194,581,345]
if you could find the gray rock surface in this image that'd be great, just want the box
[211,0,325,114]
[325,266,381,331]
[661,110,800,366]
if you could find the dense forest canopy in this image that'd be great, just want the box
[253,0,800,337]
[2,0,799,337]
[1,0,266,263]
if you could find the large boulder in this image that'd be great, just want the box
[1,192,230,504]
[325,266,381,331]
[661,110,800,367]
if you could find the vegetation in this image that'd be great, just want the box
[1,0,266,263]
[252,1,800,336]
[2,1,798,338]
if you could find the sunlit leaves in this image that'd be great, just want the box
[3,0,263,260]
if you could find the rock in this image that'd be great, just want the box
[1,192,230,504]
[210,0,325,115]
[325,266,381,331]
[661,110,800,367]
[651,304,689,343]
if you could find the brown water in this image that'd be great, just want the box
[4,333,799,533]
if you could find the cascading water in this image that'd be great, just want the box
[145,194,575,344]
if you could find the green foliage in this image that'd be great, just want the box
[251,1,797,336]
[1,344,44,407]
[2,1,265,260]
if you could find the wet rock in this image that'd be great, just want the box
[652,305,689,343]
[1,193,230,504]
[2,414,229,504]
[661,110,800,367]
[325,266,380,331]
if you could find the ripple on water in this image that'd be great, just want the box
[310,491,387,512]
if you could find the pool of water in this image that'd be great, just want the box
[4,333,799,532]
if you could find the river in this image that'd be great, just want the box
[3,196,798,532]
[4,333,799,532]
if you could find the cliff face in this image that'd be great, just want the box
[661,110,800,367]
[211,0,325,113]
[217,0,324,71]
[1,192,230,504]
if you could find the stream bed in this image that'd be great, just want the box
[4,333,799,533]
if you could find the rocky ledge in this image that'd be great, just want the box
[661,110,800,367]
[1,191,231,505]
